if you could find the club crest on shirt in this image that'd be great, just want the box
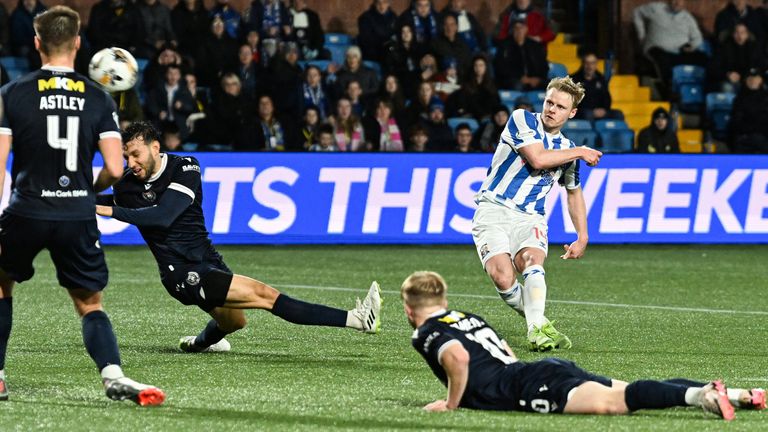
[142,190,156,202]
[480,244,490,259]
[58,175,70,187]
[186,271,200,286]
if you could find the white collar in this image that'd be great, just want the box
[148,153,168,183]
[41,65,75,73]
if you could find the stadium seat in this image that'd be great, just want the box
[325,33,352,46]
[611,86,651,103]
[548,62,568,79]
[327,45,349,65]
[498,90,524,106]
[363,60,381,79]
[563,119,593,130]
[5,68,24,81]
[447,118,479,134]
[0,56,29,70]
[679,83,704,112]
[594,119,630,132]
[711,111,731,140]
[598,129,635,153]
[706,92,736,114]
[671,65,705,92]
[564,130,598,147]
[526,90,546,108]
[303,60,331,71]
[678,129,703,153]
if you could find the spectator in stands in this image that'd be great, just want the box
[397,0,439,45]
[477,104,509,152]
[379,74,407,115]
[255,94,292,151]
[210,0,242,40]
[195,15,239,88]
[447,54,499,120]
[345,80,366,118]
[430,14,472,74]
[136,0,177,59]
[358,0,398,64]
[161,122,184,151]
[330,97,365,151]
[424,100,454,152]
[87,0,141,55]
[204,73,256,150]
[243,30,266,67]
[247,0,291,43]
[633,0,707,95]
[143,45,187,94]
[432,58,462,102]
[407,124,430,152]
[171,0,210,60]
[10,0,45,59]
[493,18,548,91]
[572,50,621,121]
[383,24,425,98]
[711,22,765,93]
[237,44,262,99]
[493,0,555,47]
[454,123,476,152]
[290,0,324,60]
[146,64,196,141]
[402,81,439,135]
[418,53,440,85]
[309,125,340,152]
[729,68,768,153]
[439,0,486,53]
[363,99,404,152]
[301,65,331,121]
[714,0,764,44]
[637,107,680,153]
[110,88,144,131]
[184,72,208,143]
[0,3,9,56]
[267,41,304,120]
[300,106,320,149]
[330,46,379,100]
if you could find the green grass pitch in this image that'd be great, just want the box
[0,244,766,431]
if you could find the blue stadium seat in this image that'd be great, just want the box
[325,33,352,46]
[447,118,479,135]
[498,90,524,106]
[706,92,735,114]
[303,60,331,71]
[6,68,24,81]
[598,129,635,153]
[564,130,598,147]
[0,56,29,70]
[327,45,349,65]
[563,119,593,130]
[679,83,704,112]
[548,62,568,80]
[363,60,382,79]
[671,65,705,91]
[594,119,629,132]
[526,90,546,108]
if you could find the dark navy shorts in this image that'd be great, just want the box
[514,358,613,414]
[158,257,233,312]
[0,213,108,291]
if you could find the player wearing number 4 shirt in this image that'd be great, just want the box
[0,6,163,405]
[402,271,766,419]
[96,121,381,355]
[472,76,603,352]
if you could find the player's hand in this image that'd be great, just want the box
[580,147,602,167]
[560,239,587,260]
[96,205,113,218]
[423,399,452,412]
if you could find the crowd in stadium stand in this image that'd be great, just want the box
[0,0,766,153]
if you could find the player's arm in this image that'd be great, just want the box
[424,342,470,412]
[0,134,9,202]
[95,194,115,206]
[561,186,589,260]
[96,189,191,229]
[94,136,124,192]
[518,142,601,170]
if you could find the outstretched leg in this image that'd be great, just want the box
[484,254,525,316]
[664,379,766,410]
[0,271,14,401]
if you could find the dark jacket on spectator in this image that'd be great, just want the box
[292,6,325,59]
[493,37,548,90]
[438,6,487,52]
[87,0,144,55]
[383,37,425,99]
[246,0,291,39]
[334,65,379,99]
[397,5,439,45]
[204,90,256,148]
[146,83,197,140]
[729,84,768,142]
[637,109,679,154]
[136,0,177,58]
[430,34,472,74]
[0,3,9,56]
[446,79,500,120]
[111,89,144,126]
[357,4,398,63]
[714,2,764,43]
[424,119,454,152]
[171,0,211,59]
[9,0,45,57]
[571,68,612,115]
[195,31,239,87]
[710,38,765,84]
[268,57,304,119]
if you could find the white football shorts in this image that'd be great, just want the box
[471,200,549,269]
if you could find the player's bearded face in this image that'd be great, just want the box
[124,139,158,181]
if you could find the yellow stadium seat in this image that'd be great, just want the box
[611,86,651,102]
[613,102,670,117]
[678,129,703,153]
[553,33,566,45]
[609,75,639,89]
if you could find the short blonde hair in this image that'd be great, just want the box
[401,271,447,308]
[547,76,586,108]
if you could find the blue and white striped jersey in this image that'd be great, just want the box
[475,109,581,216]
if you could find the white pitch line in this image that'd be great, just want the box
[273,283,768,316]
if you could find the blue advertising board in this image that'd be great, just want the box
[2,153,766,244]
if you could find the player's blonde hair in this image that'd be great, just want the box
[547,76,586,108]
[401,271,447,308]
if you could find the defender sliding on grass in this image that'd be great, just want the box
[0,7,163,405]
[402,271,765,419]
[96,121,381,354]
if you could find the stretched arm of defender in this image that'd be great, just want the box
[424,343,470,412]
[0,135,10,201]
[517,142,602,170]
[94,137,125,192]
[561,187,589,260]
[96,190,191,229]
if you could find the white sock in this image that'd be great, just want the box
[496,282,524,315]
[727,388,744,407]
[0,369,4,380]
[522,265,547,329]
[100,364,124,382]
[345,311,362,330]
[684,387,702,406]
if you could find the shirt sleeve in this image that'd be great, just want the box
[168,156,202,201]
[97,91,121,141]
[111,190,191,228]
[416,328,462,366]
[558,160,581,189]
[498,109,543,151]
[0,84,12,135]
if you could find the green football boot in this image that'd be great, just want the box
[541,321,572,350]
[527,326,556,352]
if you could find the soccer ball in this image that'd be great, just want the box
[88,47,139,92]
